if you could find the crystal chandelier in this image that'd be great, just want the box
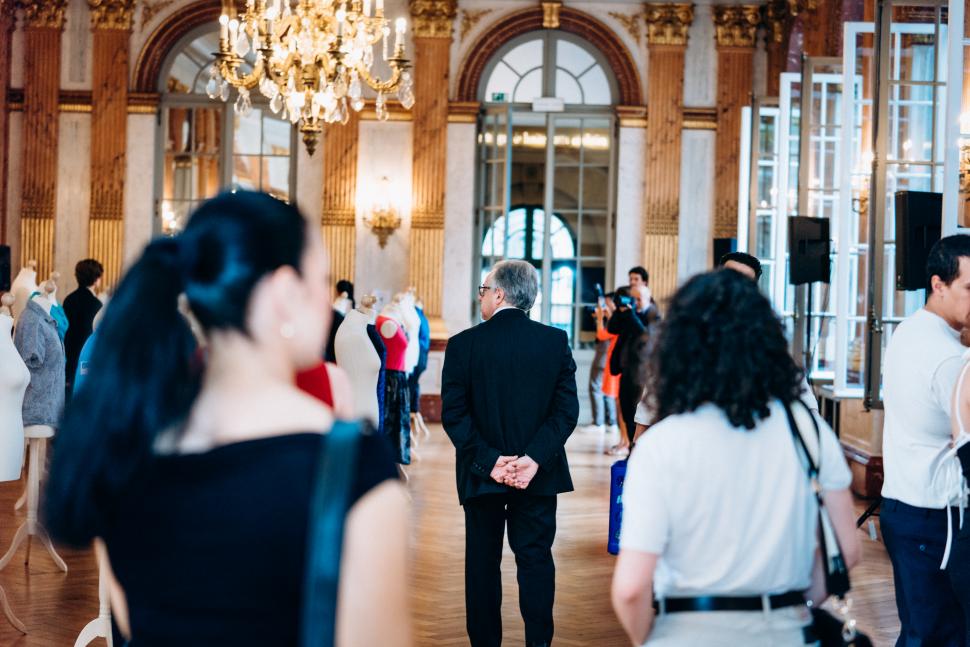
[208,0,414,155]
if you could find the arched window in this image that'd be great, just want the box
[157,27,296,233]
[482,33,615,106]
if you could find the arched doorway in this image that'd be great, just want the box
[475,30,617,347]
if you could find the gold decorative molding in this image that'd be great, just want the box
[712,5,761,48]
[411,210,445,229]
[762,0,816,44]
[21,0,69,30]
[616,104,647,128]
[643,3,694,47]
[409,0,458,39]
[459,8,493,42]
[322,209,356,228]
[139,0,177,32]
[644,218,679,236]
[448,100,479,123]
[89,0,136,30]
[683,106,717,129]
[542,1,562,29]
[608,11,642,47]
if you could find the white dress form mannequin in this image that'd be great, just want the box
[334,298,382,425]
[0,295,27,634]
[10,261,38,322]
[2,277,68,575]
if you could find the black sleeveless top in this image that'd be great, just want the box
[103,431,398,646]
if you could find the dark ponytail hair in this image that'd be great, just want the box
[46,191,308,546]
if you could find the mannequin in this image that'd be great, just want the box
[378,302,411,465]
[10,260,38,322]
[334,295,383,426]
[0,293,27,481]
[0,293,28,633]
[396,291,421,375]
[363,297,387,435]
[3,276,69,575]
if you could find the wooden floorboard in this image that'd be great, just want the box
[0,426,901,645]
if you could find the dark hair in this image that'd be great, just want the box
[628,266,649,284]
[75,259,104,288]
[336,279,354,299]
[45,191,309,546]
[926,234,970,291]
[718,251,763,281]
[643,270,803,430]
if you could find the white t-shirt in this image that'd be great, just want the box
[882,307,966,509]
[632,380,818,427]
[619,401,851,598]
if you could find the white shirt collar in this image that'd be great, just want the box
[493,304,518,315]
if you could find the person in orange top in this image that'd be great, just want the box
[594,296,625,456]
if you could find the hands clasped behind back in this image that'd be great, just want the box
[490,455,540,490]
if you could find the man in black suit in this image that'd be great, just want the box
[63,258,104,391]
[442,259,579,647]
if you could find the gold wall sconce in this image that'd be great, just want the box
[365,176,402,249]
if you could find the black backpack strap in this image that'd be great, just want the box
[300,420,363,647]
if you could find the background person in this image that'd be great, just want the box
[63,258,104,391]
[442,259,579,647]
[612,270,859,646]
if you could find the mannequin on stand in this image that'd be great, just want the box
[10,260,38,322]
[4,275,68,575]
[409,296,432,439]
[378,301,411,465]
[0,293,28,633]
[396,292,422,459]
[334,295,382,427]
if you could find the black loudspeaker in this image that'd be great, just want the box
[895,190,941,291]
[788,216,831,285]
[0,245,9,292]
[713,238,737,267]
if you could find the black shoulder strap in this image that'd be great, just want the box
[782,399,821,483]
[300,420,363,647]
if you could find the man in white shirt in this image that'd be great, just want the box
[881,234,970,646]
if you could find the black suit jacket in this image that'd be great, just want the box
[441,308,579,504]
[63,287,102,384]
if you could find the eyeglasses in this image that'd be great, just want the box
[478,285,494,298]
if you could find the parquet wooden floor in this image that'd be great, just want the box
[0,426,902,646]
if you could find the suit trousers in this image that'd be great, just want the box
[881,497,965,646]
[463,492,557,647]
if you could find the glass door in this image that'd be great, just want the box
[474,107,616,348]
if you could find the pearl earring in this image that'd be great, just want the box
[280,322,296,339]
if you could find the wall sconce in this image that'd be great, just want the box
[364,176,402,249]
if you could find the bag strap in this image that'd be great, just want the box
[782,400,851,596]
[300,420,363,647]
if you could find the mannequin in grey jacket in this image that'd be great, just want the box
[14,298,65,428]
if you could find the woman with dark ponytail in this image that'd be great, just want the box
[45,191,410,647]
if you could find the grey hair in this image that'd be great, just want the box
[491,260,539,310]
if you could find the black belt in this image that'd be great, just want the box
[653,590,807,614]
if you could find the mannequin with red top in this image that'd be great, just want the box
[378,302,410,464]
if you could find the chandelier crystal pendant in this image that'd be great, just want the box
[209,0,414,155]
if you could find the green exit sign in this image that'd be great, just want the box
[491,92,507,102]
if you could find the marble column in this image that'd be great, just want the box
[321,112,360,284]
[408,0,456,319]
[642,3,693,301]
[19,1,68,279]
[88,0,134,288]
[712,5,760,240]
[123,112,155,268]
[441,120,475,336]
